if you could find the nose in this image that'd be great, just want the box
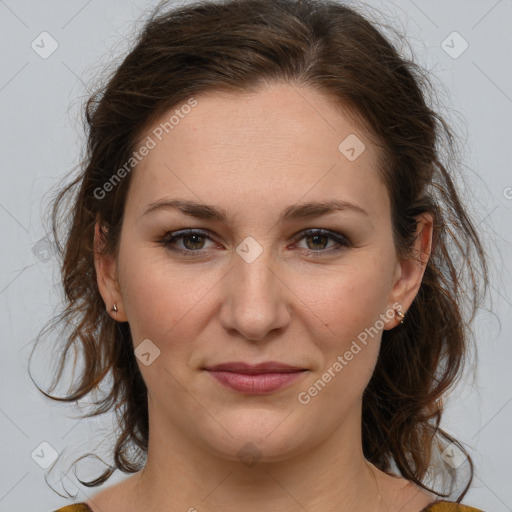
[219,246,291,342]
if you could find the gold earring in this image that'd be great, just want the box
[395,308,405,324]
[111,303,118,313]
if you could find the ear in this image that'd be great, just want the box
[384,213,433,329]
[94,219,128,322]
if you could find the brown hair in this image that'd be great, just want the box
[31,0,488,501]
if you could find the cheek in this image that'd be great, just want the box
[118,248,221,347]
[294,285,384,431]
[302,256,392,337]
[294,256,393,389]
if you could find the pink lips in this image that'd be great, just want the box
[204,361,307,394]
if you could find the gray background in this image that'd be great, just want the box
[0,0,511,510]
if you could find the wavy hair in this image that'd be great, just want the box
[31,0,488,501]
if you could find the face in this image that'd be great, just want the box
[96,82,430,463]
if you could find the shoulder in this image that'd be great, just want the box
[422,501,486,512]
[57,473,142,512]
[375,470,485,512]
[52,505,92,512]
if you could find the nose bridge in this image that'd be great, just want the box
[236,246,279,299]
[220,236,290,341]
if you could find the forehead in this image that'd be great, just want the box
[127,82,389,223]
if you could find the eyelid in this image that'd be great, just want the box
[159,227,351,257]
[292,228,351,247]
[160,228,219,253]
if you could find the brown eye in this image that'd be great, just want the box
[161,229,216,255]
[181,233,206,250]
[305,233,330,251]
[160,228,350,258]
[295,229,350,258]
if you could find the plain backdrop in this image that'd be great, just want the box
[0,1,511,511]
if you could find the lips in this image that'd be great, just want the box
[204,361,305,374]
[203,361,307,394]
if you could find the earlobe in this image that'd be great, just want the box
[385,213,434,329]
[93,219,127,322]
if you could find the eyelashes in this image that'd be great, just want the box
[159,228,351,259]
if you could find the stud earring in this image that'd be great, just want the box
[395,308,405,324]
[111,303,118,313]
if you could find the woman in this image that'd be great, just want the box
[36,0,488,510]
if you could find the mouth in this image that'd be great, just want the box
[203,361,308,394]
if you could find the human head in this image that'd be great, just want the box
[34,0,487,500]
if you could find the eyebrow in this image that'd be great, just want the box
[141,198,369,221]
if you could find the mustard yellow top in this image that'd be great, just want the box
[52,502,485,511]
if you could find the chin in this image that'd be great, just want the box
[199,411,311,464]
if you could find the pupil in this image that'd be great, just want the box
[185,234,203,250]
[308,234,327,250]
[182,234,328,251]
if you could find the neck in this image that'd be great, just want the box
[129,400,382,512]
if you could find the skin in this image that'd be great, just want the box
[92,82,434,512]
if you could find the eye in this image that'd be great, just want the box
[293,228,350,258]
[160,229,217,255]
[159,228,350,258]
